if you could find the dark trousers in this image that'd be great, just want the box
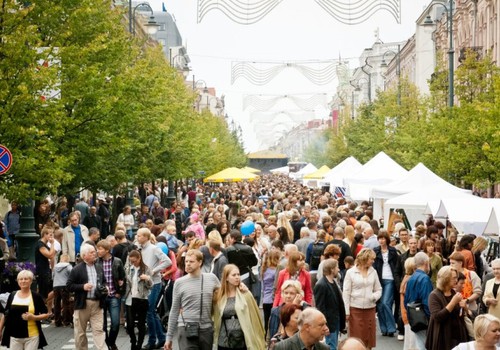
[263,303,273,338]
[178,326,213,350]
[54,286,73,326]
[126,298,148,350]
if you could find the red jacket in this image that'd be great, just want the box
[273,268,313,307]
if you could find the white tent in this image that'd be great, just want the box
[372,163,471,222]
[431,197,496,235]
[344,152,408,201]
[385,187,474,229]
[484,200,500,235]
[269,165,289,174]
[289,163,317,180]
[371,163,470,199]
[319,156,363,187]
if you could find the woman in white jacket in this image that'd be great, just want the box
[342,248,382,350]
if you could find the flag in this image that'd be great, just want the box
[162,2,167,12]
[333,186,346,199]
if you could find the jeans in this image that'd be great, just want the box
[54,286,72,326]
[146,283,165,346]
[377,279,396,334]
[126,228,134,241]
[104,296,121,346]
[325,329,339,350]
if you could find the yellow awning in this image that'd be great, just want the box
[204,167,259,183]
[303,165,331,179]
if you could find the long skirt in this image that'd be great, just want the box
[349,307,376,349]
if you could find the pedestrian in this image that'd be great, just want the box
[404,252,434,350]
[124,250,153,350]
[95,240,126,350]
[66,243,107,350]
[213,264,266,349]
[136,228,171,350]
[35,226,56,319]
[373,232,401,337]
[164,249,221,350]
[425,265,468,350]
[62,211,90,264]
[53,254,74,327]
[342,248,382,350]
[273,308,329,350]
[0,270,50,349]
[314,258,346,350]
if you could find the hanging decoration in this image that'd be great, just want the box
[231,60,342,85]
[313,0,401,25]
[197,0,284,25]
[197,0,401,25]
[243,93,328,111]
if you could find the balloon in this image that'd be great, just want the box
[156,242,169,255]
[240,220,255,236]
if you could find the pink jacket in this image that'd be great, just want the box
[273,268,313,307]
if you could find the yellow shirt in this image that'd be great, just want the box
[12,293,39,337]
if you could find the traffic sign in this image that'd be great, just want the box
[0,145,13,175]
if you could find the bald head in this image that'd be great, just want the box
[338,337,367,350]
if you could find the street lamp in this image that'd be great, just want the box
[360,59,372,103]
[129,2,159,36]
[423,0,454,107]
[169,50,191,78]
[380,45,401,105]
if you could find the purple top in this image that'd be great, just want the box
[262,267,277,304]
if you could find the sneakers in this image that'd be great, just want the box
[397,334,404,341]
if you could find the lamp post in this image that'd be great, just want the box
[424,0,454,107]
[192,76,209,112]
[129,1,159,36]
[380,44,401,105]
[360,59,372,103]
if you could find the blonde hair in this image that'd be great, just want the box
[436,265,457,291]
[472,236,488,254]
[474,314,500,341]
[355,248,376,267]
[281,280,303,297]
[404,257,416,275]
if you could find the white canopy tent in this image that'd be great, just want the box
[289,163,317,180]
[484,201,500,235]
[269,165,289,174]
[385,187,474,229]
[372,163,471,223]
[431,197,496,235]
[344,152,408,201]
[319,156,363,187]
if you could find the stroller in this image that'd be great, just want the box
[156,279,172,331]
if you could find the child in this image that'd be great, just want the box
[52,254,73,327]
[165,224,180,253]
[340,256,355,289]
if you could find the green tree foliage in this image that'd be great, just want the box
[0,0,246,203]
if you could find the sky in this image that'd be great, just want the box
[148,0,431,152]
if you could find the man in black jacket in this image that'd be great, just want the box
[226,230,257,288]
[314,259,346,350]
[96,240,126,350]
[67,243,107,350]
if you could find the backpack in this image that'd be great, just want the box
[310,241,325,271]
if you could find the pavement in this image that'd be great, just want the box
[0,320,405,350]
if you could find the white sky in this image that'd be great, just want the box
[148,0,431,152]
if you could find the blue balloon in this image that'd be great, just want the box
[240,221,255,236]
[157,242,169,255]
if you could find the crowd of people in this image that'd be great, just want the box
[0,173,500,350]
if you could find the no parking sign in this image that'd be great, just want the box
[0,145,13,175]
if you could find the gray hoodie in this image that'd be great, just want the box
[53,262,73,288]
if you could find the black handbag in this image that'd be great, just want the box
[182,275,203,340]
[407,301,428,332]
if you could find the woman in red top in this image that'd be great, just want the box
[273,251,313,307]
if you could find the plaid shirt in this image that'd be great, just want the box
[102,258,115,296]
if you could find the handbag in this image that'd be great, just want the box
[224,317,245,348]
[181,275,203,340]
[407,301,428,332]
